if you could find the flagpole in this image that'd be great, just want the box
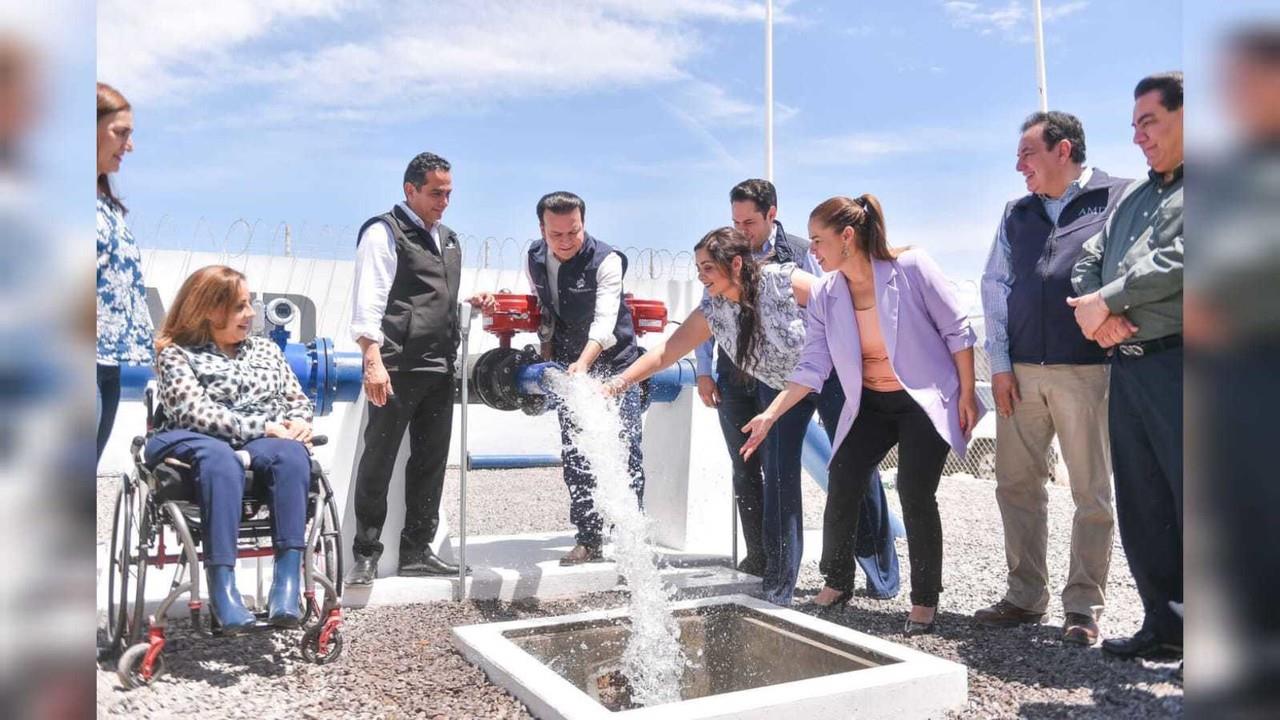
[1033,0,1048,111]
[765,0,774,181]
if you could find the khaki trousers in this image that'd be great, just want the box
[995,363,1114,618]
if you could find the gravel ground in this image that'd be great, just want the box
[96,470,1182,718]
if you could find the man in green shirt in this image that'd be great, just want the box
[1070,72,1184,661]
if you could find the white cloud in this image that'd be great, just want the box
[97,0,354,102]
[791,128,989,166]
[941,0,1088,41]
[98,0,783,132]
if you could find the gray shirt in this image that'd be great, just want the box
[1072,166,1183,342]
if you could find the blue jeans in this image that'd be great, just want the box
[145,430,311,568]
[713,351,767,563]
[1110,346,1183,643]
[557,383,649,546]
[755,382,819,605]
[96,364,122,462]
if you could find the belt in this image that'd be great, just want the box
[1114,334,1182,358]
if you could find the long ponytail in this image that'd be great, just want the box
[808,193,899,260]
[694,227,764,376]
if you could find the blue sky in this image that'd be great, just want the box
[98,0,1182,282]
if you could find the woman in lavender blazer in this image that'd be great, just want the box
[743,194,983,635]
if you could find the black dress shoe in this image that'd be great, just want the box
[345,552,379,587]
[399,549,468,576]
[1101,628,1183,660]
[736,555,766,577]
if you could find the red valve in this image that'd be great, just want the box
[481,293,667,348]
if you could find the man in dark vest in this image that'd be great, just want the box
[525,191,647,565]
[974,112,1130,645]
[345,152,463,585]
[694,179,899,600]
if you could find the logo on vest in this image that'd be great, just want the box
[574,276,587,290]
[1076,205,1107,220]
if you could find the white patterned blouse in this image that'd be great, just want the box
[154,335,313,446]
[699,262,807,391]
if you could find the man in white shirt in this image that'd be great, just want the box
[345,152,463,585]
[524,191,647,565]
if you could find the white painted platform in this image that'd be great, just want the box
[452,593,968,720]
[95,530,762,618]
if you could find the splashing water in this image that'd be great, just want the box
[548,371,686,707]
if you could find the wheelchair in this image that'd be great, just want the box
[102,387,345,688]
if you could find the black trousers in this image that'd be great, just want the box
[351,371,454,558]
[824,388,950,606]
[1110,346,1183,643]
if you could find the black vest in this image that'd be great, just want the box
[357,206,461,374]
[527,234,641,374]
[1005,169,1131,366]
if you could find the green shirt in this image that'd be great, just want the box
[1072,165,1183,342]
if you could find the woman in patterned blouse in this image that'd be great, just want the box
[146,265,315,633]
[97,82,154,462]
[606,227,841,607]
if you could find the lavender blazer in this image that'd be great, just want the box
[789,249,983,458]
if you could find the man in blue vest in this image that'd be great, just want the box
[525,191,648,565]
[974,112,1130,645]
[345,152,464,585]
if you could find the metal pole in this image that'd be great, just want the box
[457,303,473,601]
[1032,0,1048,111]
[731,494,739,571]
[764,0,774,181]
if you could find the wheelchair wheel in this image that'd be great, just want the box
[301,623,343,665]
[301,488,344,628]
[105,476,147,656]
[117,641,166,689]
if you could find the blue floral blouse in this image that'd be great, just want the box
[97,196,154,365]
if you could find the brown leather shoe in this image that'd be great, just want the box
[559,544,605,566]
[973,599,1045,627]
[1062,612,1100,646]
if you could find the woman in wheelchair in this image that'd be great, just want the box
[146,265,315,633]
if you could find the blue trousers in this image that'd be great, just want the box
[96,364,121,462]
[557,383,649,546]
[145,430,310,568]
[1110,346,1183,643]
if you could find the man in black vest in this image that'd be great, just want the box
[693,179,899,599]
[525,191,647,565]
[974,112,1130,645]
[345,152,463,585]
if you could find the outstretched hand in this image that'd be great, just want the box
[739,411,777,460]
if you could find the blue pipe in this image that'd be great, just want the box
[468,454,562,470]
[115,339,362,417]
[511,358,699,402]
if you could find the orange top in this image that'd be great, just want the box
[856,306,904,392]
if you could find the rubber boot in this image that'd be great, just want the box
[267,548,303,628]
[207,565,255,634]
